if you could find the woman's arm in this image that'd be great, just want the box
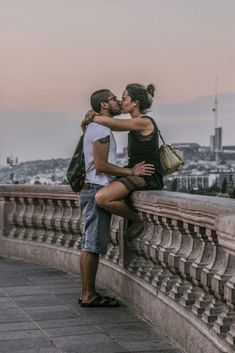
[93,115,151,132]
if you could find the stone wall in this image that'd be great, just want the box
[0,185,234,353]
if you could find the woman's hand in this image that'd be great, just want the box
[131,161,155,176]
[81,110,96,131]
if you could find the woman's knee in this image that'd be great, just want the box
[95,191,108,207]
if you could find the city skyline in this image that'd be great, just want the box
[1,0,235,164]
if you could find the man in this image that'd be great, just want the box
[79,89,152,307]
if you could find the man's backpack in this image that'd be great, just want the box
[66,133,93,192]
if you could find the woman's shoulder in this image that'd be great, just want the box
[141,115,158,130]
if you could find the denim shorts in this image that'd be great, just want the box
[79,185,111,256]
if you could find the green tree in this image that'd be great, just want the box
[221,178,228,194]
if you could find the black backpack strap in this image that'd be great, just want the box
[83,128,95,174]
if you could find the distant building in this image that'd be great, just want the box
[223,146,235,152]
[210,135,215,152]
[171,143,200,161]
[215,127,223,152]
[176,175,209,191]
[210,127,223,153]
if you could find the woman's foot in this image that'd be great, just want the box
[123,221,144,241]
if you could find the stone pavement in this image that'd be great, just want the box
[0,256,183,353]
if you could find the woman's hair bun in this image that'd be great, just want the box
[146,83,155,97]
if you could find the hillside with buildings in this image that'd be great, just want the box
[1,138,235,198]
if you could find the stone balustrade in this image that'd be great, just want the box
[0,185,235,353]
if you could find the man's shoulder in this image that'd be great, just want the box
[86,123,112,137]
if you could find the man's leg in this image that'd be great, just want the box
[80,250,99,303]
[79,251,84,301]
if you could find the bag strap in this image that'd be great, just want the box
[157,129,165,145]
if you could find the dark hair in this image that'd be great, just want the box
[125,83,155,113]
[90,89,111,113]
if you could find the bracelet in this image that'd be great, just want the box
[131,167,135,176]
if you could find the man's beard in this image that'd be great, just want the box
[108,106,121,116]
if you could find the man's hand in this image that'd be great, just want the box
[81,110,96,132]
[131,161,155,176]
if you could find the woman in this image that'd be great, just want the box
[85,83,163,239]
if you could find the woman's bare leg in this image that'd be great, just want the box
[95,181,140,221]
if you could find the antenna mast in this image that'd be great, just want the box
[212,78,218,164]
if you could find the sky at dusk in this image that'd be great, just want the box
[0,0,235,165]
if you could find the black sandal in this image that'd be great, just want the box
[81,295,119,307]
[78,292,116,305]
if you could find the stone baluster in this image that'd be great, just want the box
[51,199,64,245]
[202,297,227,326]
[213,310,235,338]
[169,278,192,301]
[200,242,224,293]
[225,275,235,310]
[33,198,46,242]
[142,221,159,283]
[168,220,188,273]
[152,267,172,289]
[178,223,201,280]
[191,292,214,316]
[117,218,127,268]
[70,199,82,250]
[226,322,235,347]
[148,220,163,264]
[211,252,234,302]
[189,226,216,287]
[214,213,235,309]
[15,197,26,239]
[0,197,5,238]
[6,197,17,237]
[43,199,55,244]
[61,200,75,247]
[179,284,204,309]
[106,215,121,264]
[24,197,35,240]
[133,220,155,279]
[142,220,155,259]
[160,272,180,295]
[158,217,179,267]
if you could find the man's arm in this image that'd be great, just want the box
[93,136,155,177]
[93,136,132,176]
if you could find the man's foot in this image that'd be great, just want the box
[78,292,116,305]
[81,295,119,307]
[123,221,144,241]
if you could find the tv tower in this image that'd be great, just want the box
[212,79,218,130]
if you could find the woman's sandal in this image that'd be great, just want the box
[80,295,119,308]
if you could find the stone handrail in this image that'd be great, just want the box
[0,185,234,353]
